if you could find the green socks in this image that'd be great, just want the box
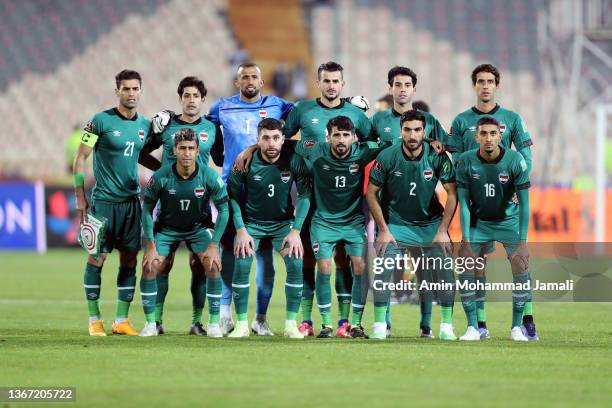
[374,303,387,324]
[335,266,352,321]
[350,273,365,327]
[207,276,221,324]
[140,277,157,323]
[116,267,136,319]
[459,271,478,328]
[191,274,206,325]
[284,256,303,320]
[300,266,315,323]
[512,272,531,328]
[316,271,332,326]
[155,273,169,323]
[84,263,102,318]
[475,275,486,323]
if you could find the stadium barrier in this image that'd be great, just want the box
[0,181,45,252]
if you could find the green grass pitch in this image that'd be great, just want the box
[1,249,611,407]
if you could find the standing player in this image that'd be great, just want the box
[449,64,535,339]
[74,69,159,336]
[140,128,228,337]
[366,110,458,340]
[299,116,390,338]
[370,66,449,147]
[141,76,222,335]
[283,61,372,337]
[227,118,311,338]
[455,117,535,341]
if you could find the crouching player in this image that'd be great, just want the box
[140,128,229,337]
[455,116,537,341]
[228,118,311,338]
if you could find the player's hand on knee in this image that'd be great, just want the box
[281,228,303,259]
[142,242,161,274]
[234,228,255,258]
[151,110,173,134]
[433,229,452,257]
[202,243,221,272]
[509,242,529,273]
[375,230,397,257]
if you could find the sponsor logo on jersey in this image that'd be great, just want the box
[469,126,476,132]
[313,242,320,255]
[199,132,208,143]
[303,140,315,148]
[499,124,506,133]
[384,127,391,133]
[168,189,176,195]
[138,129,145,141]
[311,118,319,124]
[85,121,94,132]
[194,187,205,197]
[349,164,359,175]
[423,169,433,181]
[374,161,382,172]
[322,164,330,171]
[472,173,480,179]
[498,173,509,184]
[113,130,121,137]
[394,171,402,177]
[281,171,291,183]
[259,110,267,118]
[253,175,263,181]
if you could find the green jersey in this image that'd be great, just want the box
[455,147,530,222]
[283,98,372,142]
[370,108,449,146]
[370,143,455,226]
[82,108,151,203]
[143,163,228,238]
[297,140,389,225]
[227,150,311,229]
[449,105,533,154]
[146,116,217,167]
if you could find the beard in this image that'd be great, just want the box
[262,148,280,160]
[332,143,348,157]
[242,86,259,99]
[403,139,422,152]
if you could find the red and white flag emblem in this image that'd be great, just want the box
[138,129,145,141]
[423,169,433,181]
[281,171,291,183]
[194,187,205,197]
[259,110,267,118]
[199,132,208,143]
[498,173,509,184]
[349,164,359,175]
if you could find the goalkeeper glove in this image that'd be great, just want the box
[151,110,174,134]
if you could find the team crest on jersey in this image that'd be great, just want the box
[499,124,507,133]
[384,127,391,133]
[199,132,208,143]
[312,242,320,255]
[194,187,205,197]
[303,140,315,148]
[423,169,433,181]
[281,171,291,183]
[498,173,509,184]
[311,118,319,124]
[349,164,359,175]
[259,110,267,118]
[374,161,382,172]
[113,130,121,137]
[138,129,145,141]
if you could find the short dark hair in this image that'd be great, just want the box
[257,118,283,136]
[237,62,261,77]
[173,127,198,147]
[387,66,417,87]
[115,69,141,89]
[326,115,354,135]
[317,61,343,79]
[471,64,500,86]
[476,116,500,129]
[399,110,426,128]
[177,76,207,98]
[412,100,430,112]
